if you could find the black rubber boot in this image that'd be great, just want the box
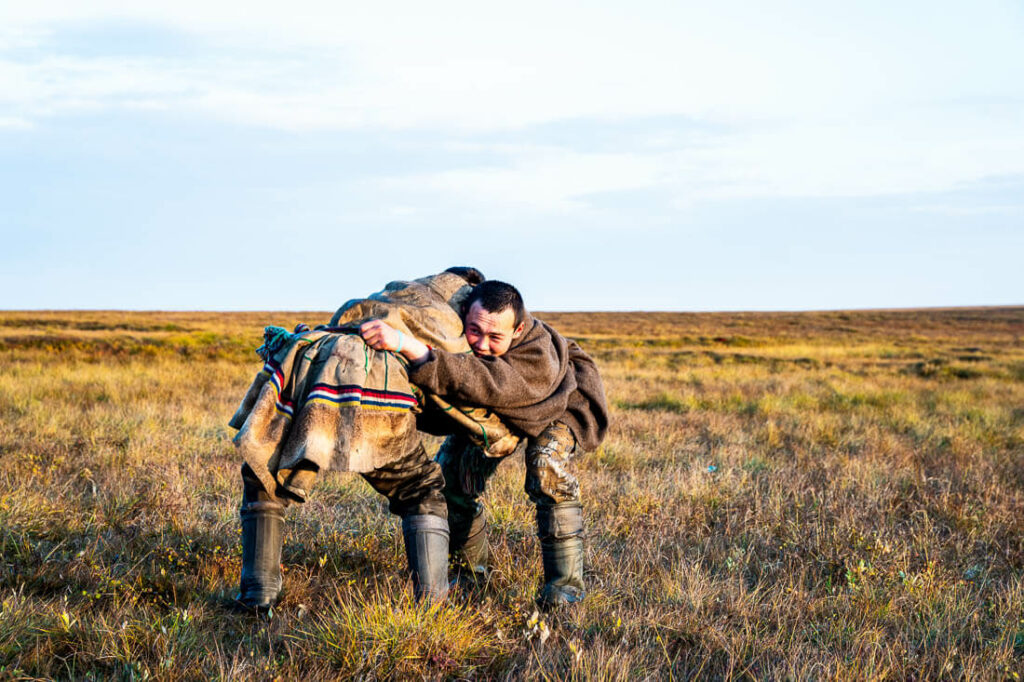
[401,514,450,603]
[238,501,286,611]
[536,502,586,610]
[450,506,489,583]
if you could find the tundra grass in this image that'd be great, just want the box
[0,308,1021,680]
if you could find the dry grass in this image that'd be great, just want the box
[0,307,1022,680]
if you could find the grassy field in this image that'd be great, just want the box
[0,307,1022,680]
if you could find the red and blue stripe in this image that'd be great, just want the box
[259,359,416,415]
[305,384,418,412]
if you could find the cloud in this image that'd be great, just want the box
[0,115,32,129]
[909,202,1024,216]
[371,106,1024,212]
[376,146,666,213]
[4,2,1022,130]
[2,1,1023,207]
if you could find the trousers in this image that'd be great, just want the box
[241,440,448,519]
[437,421,579,522]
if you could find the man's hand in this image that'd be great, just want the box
[359,320,431,364]
[359,319,401,351]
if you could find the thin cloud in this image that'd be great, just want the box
[4,2,1022,131]
[0,116,32,129]
[371,108,1024,212]
[2,2,1023,206]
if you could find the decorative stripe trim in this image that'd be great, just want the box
[261,359,416,415]
[306,383,417,411]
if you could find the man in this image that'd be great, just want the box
[360,280,609,608]
[232,267,505,609]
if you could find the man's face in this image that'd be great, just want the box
[464,301,524,357]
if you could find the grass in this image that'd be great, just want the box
[0,307,1022,679]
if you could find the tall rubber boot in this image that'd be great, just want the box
[536,502,586,609]
[237,501,285,611]
[401,514,450,603]
[450,505,489,582]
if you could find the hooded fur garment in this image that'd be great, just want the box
[228,272,520,498]
[407,314,609,452]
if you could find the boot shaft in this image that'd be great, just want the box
[536,502,586,609]
[238,501,286,610]
[536,501,584,541]
[450,507,489,580]
[401,514,450,603]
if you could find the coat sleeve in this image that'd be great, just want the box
[561,341,610,452]
[407,339,566,410]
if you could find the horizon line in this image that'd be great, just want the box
[1,304,1021,315]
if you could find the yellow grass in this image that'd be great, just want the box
[0,307,1022,679]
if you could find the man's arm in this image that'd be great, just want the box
[361,319,568,410]
[408,345,565,410]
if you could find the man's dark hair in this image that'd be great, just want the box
[463,280,526,329]
[444,266,486,286]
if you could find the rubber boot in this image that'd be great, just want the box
[238,500,286,611]
[536,502,586,609]
[401,514,450,603]
[450,506,489,583]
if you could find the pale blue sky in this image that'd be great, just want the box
[1,1,1021,310]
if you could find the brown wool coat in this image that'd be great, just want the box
[407,314,610,452]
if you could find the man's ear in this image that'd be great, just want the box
[512,322,525,339]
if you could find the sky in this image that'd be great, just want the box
[1,1,1021,311]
